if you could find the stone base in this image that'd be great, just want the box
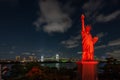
[76,61,98,80]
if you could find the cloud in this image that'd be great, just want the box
[77,52,82,54]
[108,38,120,46]
[22,52,31,55]
[61,35,81,48]
[94,32,107,50]
[104,38,120,59]
[34,0,72,33]
[96,32,107,38]
[62,0,75,15]
[94,38,120,58]
[82,0,102,16]
[61,32,106,49]
[9,51,14,54]
[31,53,35,55]
[82,0,104,22]
[11,46,16,50]
[96,10,120,22]
[95,45,106,50]
[106,50,120,60]
[36,49,43,53]
[61,39,79,48]
[82,0,119,23]
[95,38,120,50]
[96,32,107,44]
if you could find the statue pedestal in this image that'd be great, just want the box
[76,61,98,80]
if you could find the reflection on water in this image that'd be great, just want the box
[0,63,77,80]
[0,61,120,80]
[56,63,60,69]
[40,63,76,69]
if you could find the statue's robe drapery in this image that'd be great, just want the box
[81,30,94,60]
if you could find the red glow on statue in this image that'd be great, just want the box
[81,14,98,61]
[76,14,99,80]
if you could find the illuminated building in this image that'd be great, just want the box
[41,55,44,62]
[29,56,34,61]
[15,56,20,61]
[56,54,59,61]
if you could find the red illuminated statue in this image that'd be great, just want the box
[81,14,98,61]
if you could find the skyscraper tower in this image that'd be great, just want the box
[41,55,44,62]
[15,56,20,61]
[56,54,59,61]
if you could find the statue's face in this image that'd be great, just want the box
[85,26,91,32]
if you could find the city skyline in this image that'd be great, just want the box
[0,0,120,59]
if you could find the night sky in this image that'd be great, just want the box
[0,0,120,60]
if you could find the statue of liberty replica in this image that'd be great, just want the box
[81,14,98,61]
[77,14,99,80]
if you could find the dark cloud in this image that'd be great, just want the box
[34,0,72,33]
[61,35,81,48]
[82,0,120,24]
[82,0,105,23]
[96,10,120,22]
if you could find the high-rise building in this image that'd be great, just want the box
[29,56,34,61]
[41,55,44,62]
[23,57,27,62]
[56,54,59,61]
[15,56,20,61]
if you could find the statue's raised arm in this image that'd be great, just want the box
[81,14,85,31]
